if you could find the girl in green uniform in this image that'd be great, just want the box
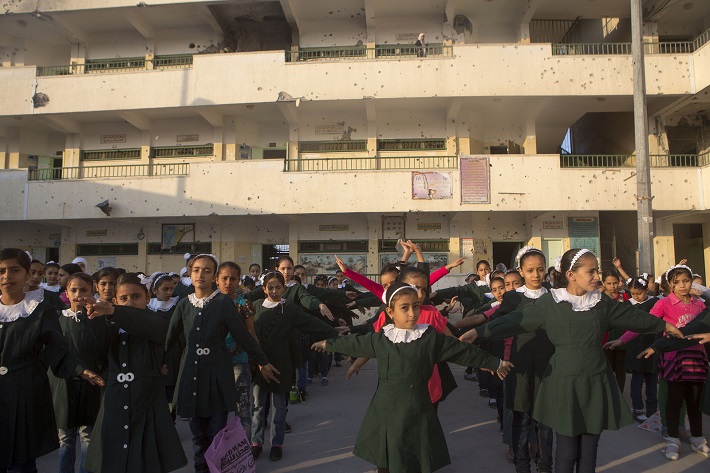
[312,282,512,473]
[0,248,104,473]
[51,273,108,473]
[81,273,187,473]
[461,248,683,473]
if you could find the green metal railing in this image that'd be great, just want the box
[553,27,710,56]
[28,163,190,181]
[152,145,213,158]
[284,155,458,172]
[378,139,447,151]
[560,153,709,168]
[36,54,194,77]
[286,44,451,62]
[81,148,142,161]
[299,141,368,152]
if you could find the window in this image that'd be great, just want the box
[77,243,139,256]
[299,241,368,253]
[147,242,212,255]
[378,240,449,252]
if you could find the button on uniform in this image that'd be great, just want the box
[0,366,8,376]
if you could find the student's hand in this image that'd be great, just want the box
[496,361,514,380]
[311,340,327,352]
[446,296,460,313]
[603,340,624,350]
[345,291,359,300]
[84,300,115,319]
[686,333,710,344]
[346,364,360,379]
[319,304,334,321]
[459,330,478,344]
[335,255,348,273]
[161,364,169,376]
[637,347,657,359]
[429,290,438,299]
[336,318,348,327]
[336,326,351,334]
[677,258,688,266]
[665,322,683,338]
[260,363,280,383]
[612,257,622,269]
[81,369,105,387]
[445,258,466,271]
[399,240,413,263]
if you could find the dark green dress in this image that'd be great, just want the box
[436,282,488,312]
[479,290,555,414]
[50,309,108,429]
[477,291,666,437]
[326,326,501,473]
[0,291,87,468]
[83,306,186,473]
[166,292,269,418]
[623,297,660,373]
[252,300,339,394]
[147,297,183,387]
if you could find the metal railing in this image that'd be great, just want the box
[81,148,142,161]
[286,44,451,62]
[152,145,213,158]
[553,27,710,56]
[284,155,458,172]
[560,153,709,168]
[37,54,194,77]
[530,19,582,44]
[299,141,368,152]
[28,163,190,181]
[378,139,447,151]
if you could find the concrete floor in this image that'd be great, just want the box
[38,363,709,472]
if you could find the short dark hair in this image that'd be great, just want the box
[0,248,31,271]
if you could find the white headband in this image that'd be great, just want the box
[553,256,562,273]
[193,253,220,266]
[382,284,418,305]
[568,249,591,272]
[515,246,544,268]
[665,264,692,281]
[138,274,151,291]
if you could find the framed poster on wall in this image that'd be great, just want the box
[161,224,195,250]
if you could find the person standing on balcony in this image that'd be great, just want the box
[415,33,427,57]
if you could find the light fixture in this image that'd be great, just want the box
[96,200,111,216]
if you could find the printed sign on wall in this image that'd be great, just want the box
[460,156,490,204]
[412,172,453,200]
[100,134,127,144]
[568,217,600,256]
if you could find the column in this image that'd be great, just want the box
[0,135,7,169]
[471,213,491,270]
[60,226,77,263]
[213,125,224,161]
[6,128,21,169]
[63,134,81,168]
[234,117,259,160]
[468,111,485,154]
[140,131,151,164]
[366,213,381,274]
[523,117,537,155]
[145,39,155,70]
[448,213,463,274]
[223,116,237,160]
[653,217,675,277]
[288,218,299,263]
[703,222,710,281]
[70,43,86,74]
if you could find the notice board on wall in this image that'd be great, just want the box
[568,217,600,256]
[460,156,490,204]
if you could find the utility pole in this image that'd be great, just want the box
[631,0,654,274]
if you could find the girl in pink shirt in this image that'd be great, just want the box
[621,265,708,460]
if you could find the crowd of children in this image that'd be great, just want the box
[0,243,709,473]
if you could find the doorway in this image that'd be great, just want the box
[492,241,524,270]
[673,224,705,281]
[542,239,564,268]
[262,244,290,272]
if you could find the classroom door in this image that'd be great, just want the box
[542,239,564,268]
[492,241,523,270]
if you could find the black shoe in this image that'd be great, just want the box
[251,445,262,459]
[269,446,283,461]
[285,422,292,433]
[479,388,489,397]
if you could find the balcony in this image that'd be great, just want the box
[27,162,190,181]
[283,155,458,172]
[286,44,451,62]
[377,139,447,151]
[298,141,368,153]
[152,145,214,158]
[36,54,195,77]
[552,28,710,56]
[560,153,709,168]
[81,148,141,161]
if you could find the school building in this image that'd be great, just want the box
[1,0,709,279]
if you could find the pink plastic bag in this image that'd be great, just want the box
[205,417,255,473]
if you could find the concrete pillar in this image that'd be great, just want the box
[6,128,20,169]
[448,214,462,273]
[446,117,458,157]
[137,235,148,270]
[470,213,491,269]
[653,217,675,277]
[468,112,485,154]
[703,222,710,281]
[523,117,537,155]
[140,131,151,164]
[286,127,299,170]
[63,134,81,168]
[235,117,259,159]
[224,116,237,160]
[366,214,381,274]
[288,219,300,265]
[145,39,155,70]
[70,43,86,74]
[518,22,531,44]
[213,126,224,161]
[10,38,25,66]
[0,136,7,169]
[60,226,77,263]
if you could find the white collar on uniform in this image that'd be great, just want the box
[262,298,285,309]
[181,277,193,287]
[516,285,548,300]
[491,300,501,308]
[550,288,601,312]
[285,281,297,288]
[148,296,179,312]
[40,283,61,292]
[0,289,44,322]
[188,290,220,309]
[382,323,429,344]
[629,296,654,306]
[61,308,81,322]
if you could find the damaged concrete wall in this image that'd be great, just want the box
[658,113,710,155]
[299,19,367,48]
[299,112,366,141]
[377,109,446,140]
[375,16,443,44]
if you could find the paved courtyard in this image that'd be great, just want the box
[38,362,709,472]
